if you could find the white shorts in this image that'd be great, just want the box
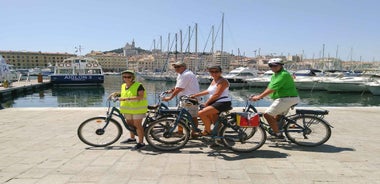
[265,96,300,116]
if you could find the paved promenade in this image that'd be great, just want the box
[0,107,379,184]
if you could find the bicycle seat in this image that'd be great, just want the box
[148,105,159,110]
[296,109,329,115]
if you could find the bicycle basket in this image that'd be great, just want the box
[235,112,260,127]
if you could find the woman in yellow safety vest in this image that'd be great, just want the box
[110,70,148,150]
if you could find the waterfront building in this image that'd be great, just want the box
[86,51,127,72]
[0,50,75,69]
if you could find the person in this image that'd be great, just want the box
[162,61,200,137]
[109,70,148,150]
[249,58,300,140]
[190,65,232,136]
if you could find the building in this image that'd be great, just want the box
[86,51,128,72]
[123,40,138,57]
[0,50,75,69]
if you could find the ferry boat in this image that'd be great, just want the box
[50,56,104,85]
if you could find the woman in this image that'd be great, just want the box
[109,70,148,150]
[190,66,232,135]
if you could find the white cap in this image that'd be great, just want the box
[268,58,284,65]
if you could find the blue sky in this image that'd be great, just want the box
[1,0,379,61]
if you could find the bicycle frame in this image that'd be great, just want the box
[243,101,333,135]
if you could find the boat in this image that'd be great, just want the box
[367,81,380,95]
[1,55,20,83]
[245,70,272,88]
[321,75,372,92]
[293,69,324,91]
[224,67,258,88]
[50,56,104,85]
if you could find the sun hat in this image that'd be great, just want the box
[172,61,186,67]
[121,70,135,76]
[207,65,222,72]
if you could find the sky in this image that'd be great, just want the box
[1,0,379,62]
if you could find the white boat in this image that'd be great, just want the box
[245,70,272,88]
[321,76,372,92]
[50,56,104,85]
[196,72,212,84]
[224,67,258,88]
[1,55,20,82]
[294,69,324,91]
[367,81,380,95]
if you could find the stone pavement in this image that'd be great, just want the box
[0,107,380,184]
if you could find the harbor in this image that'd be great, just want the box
[0,107,379,183]
[1,74,380,109]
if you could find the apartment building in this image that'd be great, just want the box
[0,50,75,69]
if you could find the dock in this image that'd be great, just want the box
[0,107,379,183]
[0,79,52,101]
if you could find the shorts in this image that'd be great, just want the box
[123,113,146,120]
[179,101,198,117]
[265,96,300,116]
[211,101,232,112]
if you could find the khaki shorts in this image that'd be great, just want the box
[179,101,199,117]
[123,113,146,120]
[265,96,300,116]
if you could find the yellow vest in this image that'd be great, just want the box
[120,82,148,114]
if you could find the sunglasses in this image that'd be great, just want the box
[268,64,279,68]
[123,76,133,79]
[209,70,220,73]
[173,66,183,69]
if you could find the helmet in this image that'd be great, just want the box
[121,70,135,76]
[268,58,284,65]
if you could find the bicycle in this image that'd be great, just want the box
[144,95,266,152]
[77,92,169,147]
[243,100,333,147]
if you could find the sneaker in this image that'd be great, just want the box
[133,143,145,150]
[120,138,136,144]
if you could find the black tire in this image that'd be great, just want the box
[77,117,122,147]
[284,115,331,147]
[145,118,190,151]
[220,125,266,153]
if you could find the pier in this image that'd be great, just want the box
[0,107,379,183]
[0,79,52,101]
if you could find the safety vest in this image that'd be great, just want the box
[120,82,148,114]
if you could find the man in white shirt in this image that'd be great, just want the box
[163,61,200,137]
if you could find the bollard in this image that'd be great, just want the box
[37,73,43,83]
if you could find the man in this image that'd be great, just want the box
[250,58,300,139]
[162,61,200,137]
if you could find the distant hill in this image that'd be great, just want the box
[103,47,152,54]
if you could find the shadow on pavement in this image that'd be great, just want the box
[207,149,288,161]
[271,143,355,153]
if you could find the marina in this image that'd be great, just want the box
[1,75,380,109]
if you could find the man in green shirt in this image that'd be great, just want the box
[250,58,300,140]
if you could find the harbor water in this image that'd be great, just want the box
[1,75,380,108]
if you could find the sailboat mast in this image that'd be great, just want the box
[221,13,224,56]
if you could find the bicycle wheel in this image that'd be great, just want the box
[145,118,190,151]
[77,117,122,147]
[284,115,331,147]
[220,125,266,153]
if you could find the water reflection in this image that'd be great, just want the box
[52,86,105,107]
